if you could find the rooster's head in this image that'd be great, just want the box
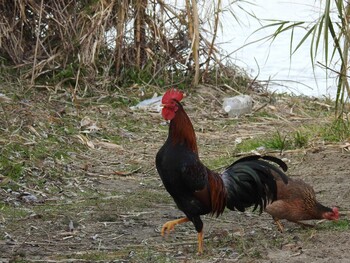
[161,88,184,120]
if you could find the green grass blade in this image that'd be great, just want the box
[335,0,344,18]
[327,18,344,64]
[315,15,325,60]
[324,0,331,65]
[290,26,294,59]
[278,21,304,33]
[251,21,289,35]
[293,24,316,54]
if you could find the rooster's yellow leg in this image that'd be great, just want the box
[197,230,204,254]
[161,217,189,236]
[273,217,284,233]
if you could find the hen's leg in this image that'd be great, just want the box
[161,217,189,236]
[273,217,284,232]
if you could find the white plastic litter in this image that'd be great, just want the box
[0,93,12,103]
[223,95,253,117]
[130,94,162,112]
[19,192,39,203]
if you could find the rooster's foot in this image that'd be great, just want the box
[161,217,189,236]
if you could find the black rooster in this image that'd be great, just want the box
[156,88,288,253]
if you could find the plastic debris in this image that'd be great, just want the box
[223,95,253,117]
[18,192,39,203]
[130,94,162,112]
[0,93,12,103]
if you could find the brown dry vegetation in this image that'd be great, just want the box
[0,0,232,90]
[1,83,350,262]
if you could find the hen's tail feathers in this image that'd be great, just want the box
[222,156,289,214]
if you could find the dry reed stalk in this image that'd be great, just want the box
[157,0,187,25]
[31,0,44,85]
[185,0,193,39]
[191,0,200,86]
[134,0,147,69]
[116,0,128,75]
[340,3,350,97]
[203,0,221,82]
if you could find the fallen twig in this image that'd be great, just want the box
[113,167,142,176]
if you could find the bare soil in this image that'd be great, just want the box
[0,86,349,262]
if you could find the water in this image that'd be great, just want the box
[216,0,341,98]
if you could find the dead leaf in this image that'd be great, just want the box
[80,116,93,127]
[114,167,141,176]
[69,220,74,232]
[27,125,41,137]
[94,141,123,150]
[0,175,11,186]
[0,93,12,103]
[82,124,101,133]
[75,134,95,149]
[268,105,277,111]
[80,116,101,133]
[340,143,350,152]
[86,140,95,149]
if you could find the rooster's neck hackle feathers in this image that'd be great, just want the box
[168,103,198,153]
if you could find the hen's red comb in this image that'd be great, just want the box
[333,207,339,216]
[162,88,184,104]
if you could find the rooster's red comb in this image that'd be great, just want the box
[162,88,184,104]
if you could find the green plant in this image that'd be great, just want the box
[234,138,264,153]
[293,130,309,148]
[321,117,350,141]
[264,130,289,151]
[318,219,350,231]
[0,157,23,181]
[234,128,313,153]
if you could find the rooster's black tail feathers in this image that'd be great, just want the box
[231,155,288,172]
[222,155,288,214]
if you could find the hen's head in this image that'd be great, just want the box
[323,207,339,220]
[161,88,184,120]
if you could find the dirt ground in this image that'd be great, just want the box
[0,86,349,262]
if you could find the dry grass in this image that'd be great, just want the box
[0,0,242,91]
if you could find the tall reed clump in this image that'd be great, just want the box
[0,0,245,92]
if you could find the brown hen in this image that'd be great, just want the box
[265,174,339,232]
